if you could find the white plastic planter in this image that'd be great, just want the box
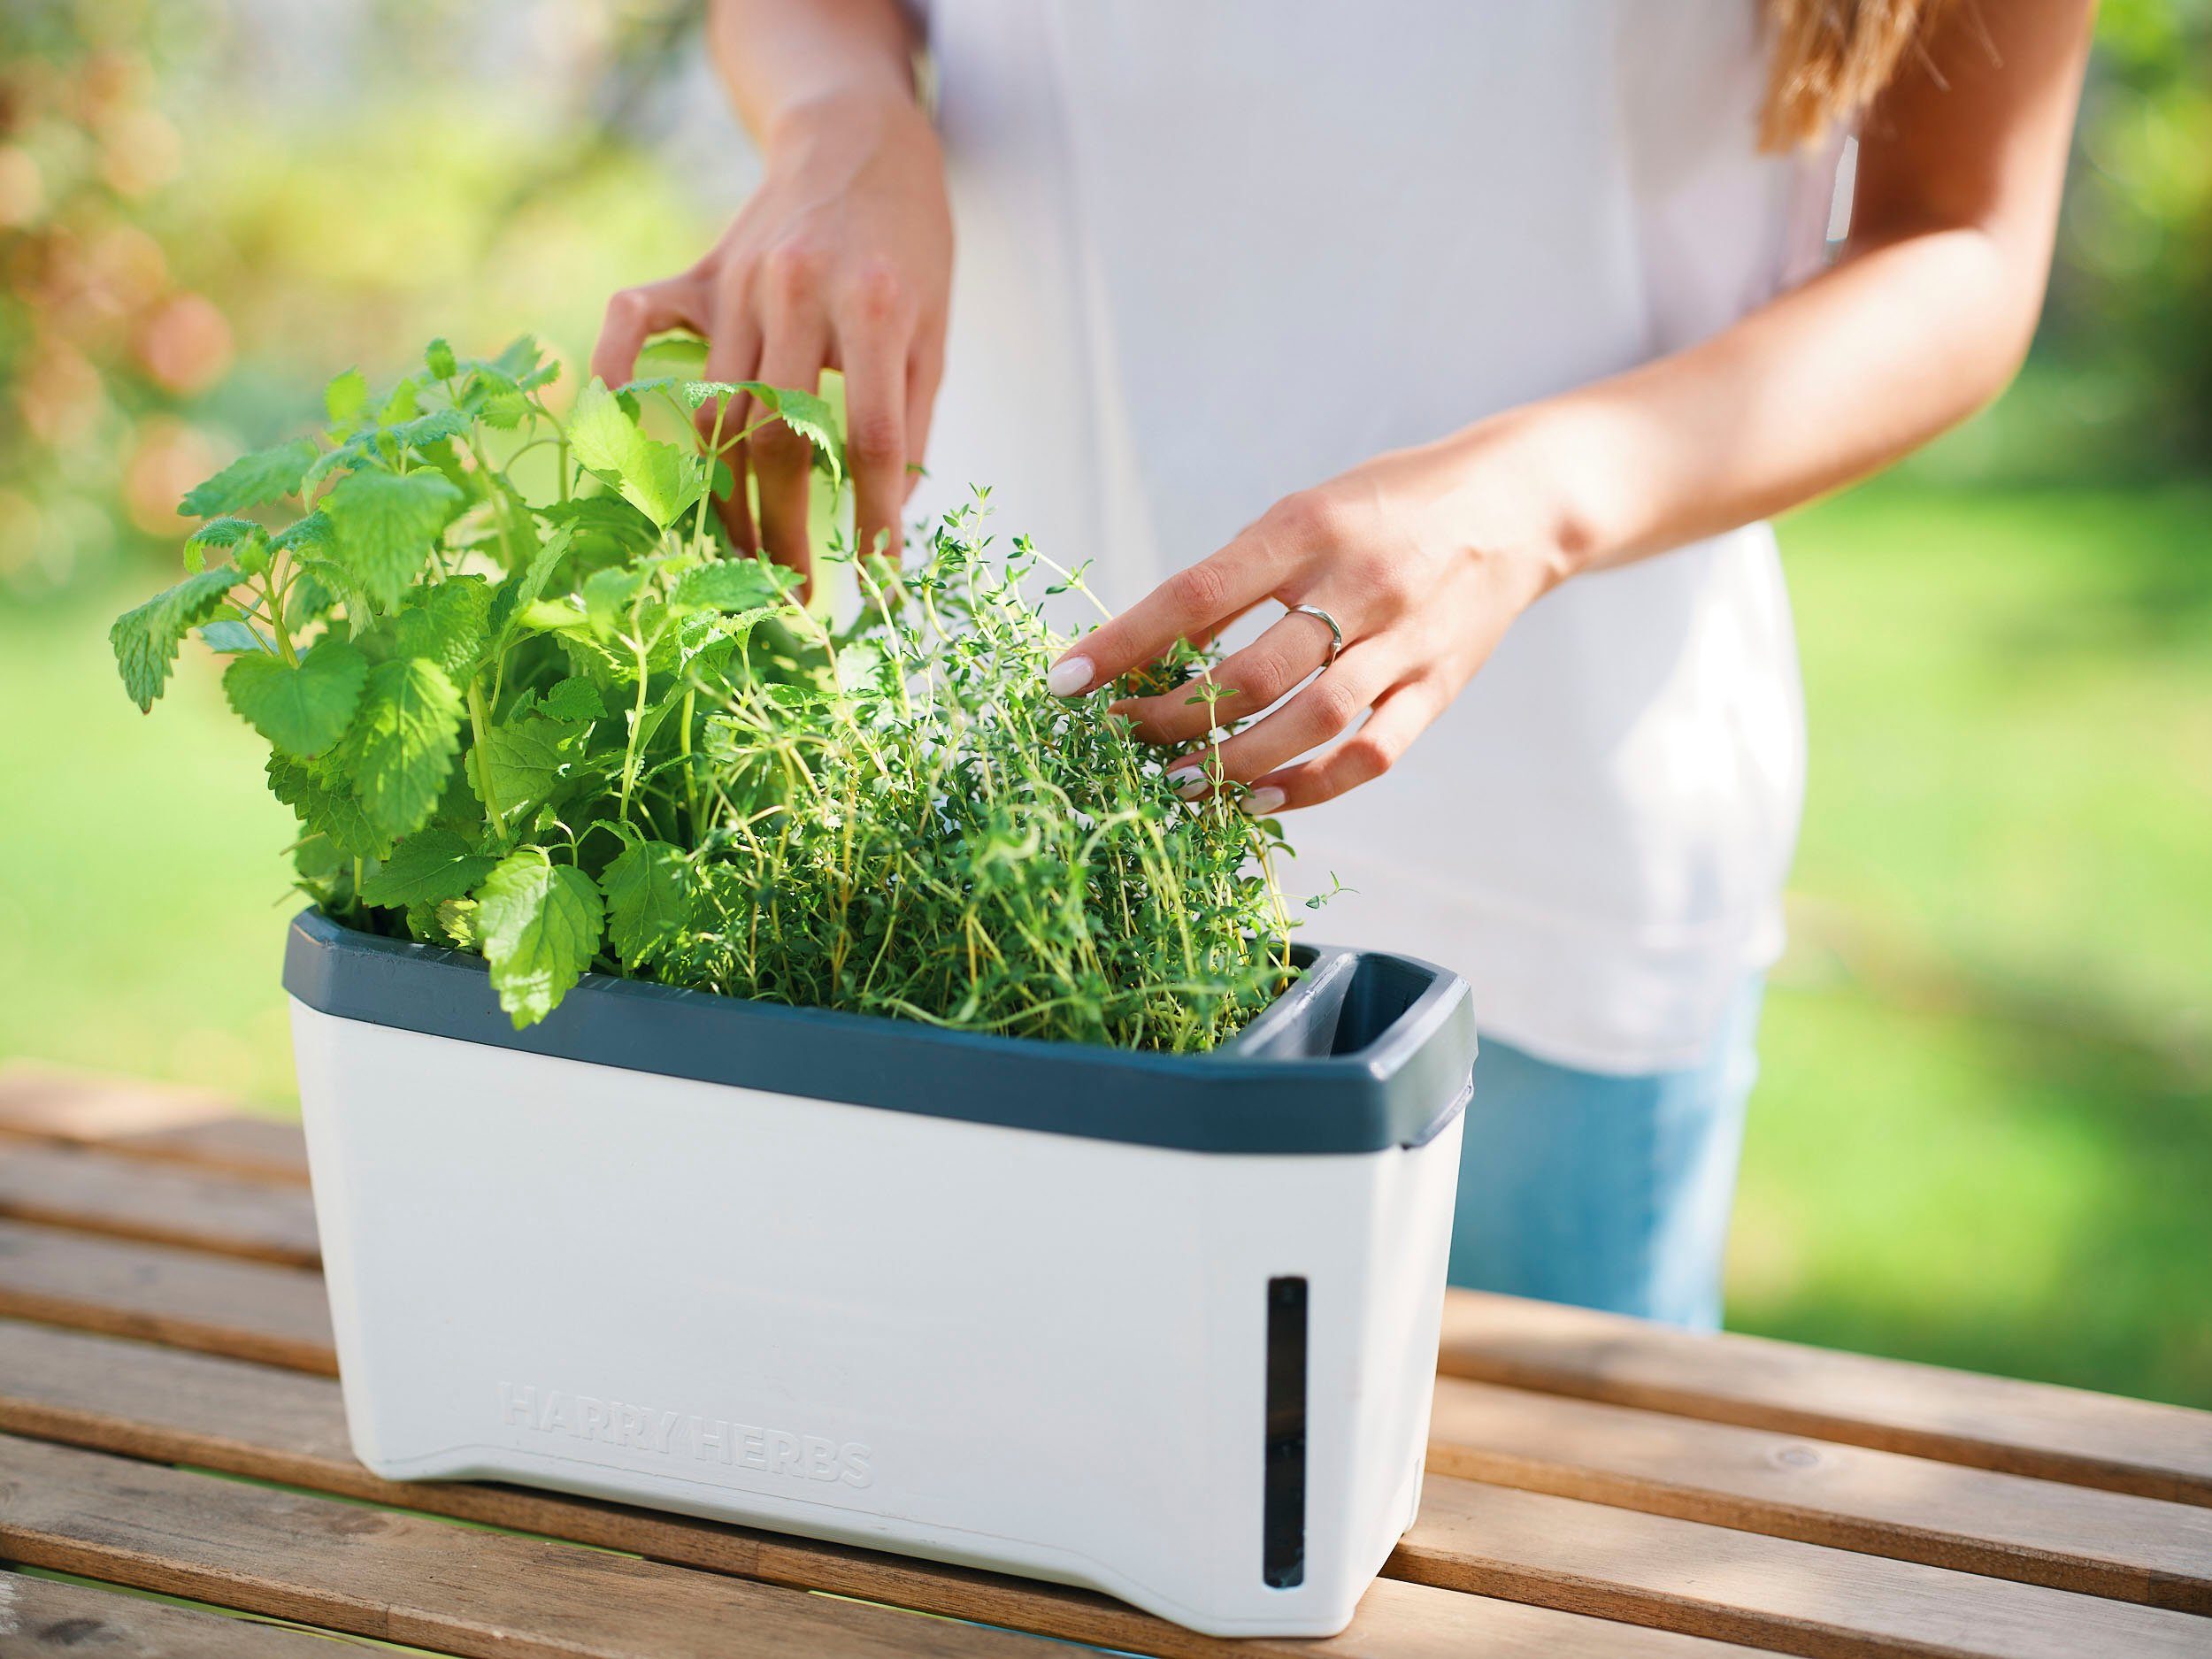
[284,910,1476,1637]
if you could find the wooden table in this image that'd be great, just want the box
[0,1063,2207,1658]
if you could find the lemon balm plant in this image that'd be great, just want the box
[110,334,1300,1047]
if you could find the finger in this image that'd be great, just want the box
[1047,529,1292,699]
[834,277,911,564]
[1110,603,1348,745]
[902,328,945,503]
[698,295,763,553]
[1244,675,1448,813]
[1165,644,1394,793]
[591,277,703,388]
[748,326,831,589]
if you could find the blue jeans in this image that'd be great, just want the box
[1445,979,1765,1332]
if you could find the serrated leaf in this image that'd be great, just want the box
[601,839,694,969]
[475,848,603,1027]
[542,495,658,571]
[469,713,580,823]
[670,557,789,616]
[569,378,703,529]
[273,510,334,557]
[267,753,386,861]
[110,565,248,710]
[200,619,273,654]
[223,638,368,757]
[323,468,465,611]
[737,380,844,488]
[183,517,265,573]
[359,827,495,908]
[426,337,457,380]
[341,657,463,841]
[539,677,605,722]
[484,521,577,646]
[582,565,645,638]
[393,576,491,681]
[326,367,368,424]
[180,437,318,518]
[380,409,471,452]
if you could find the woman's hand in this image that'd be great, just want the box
[1048,430,1573,813]
[590,87,952,588]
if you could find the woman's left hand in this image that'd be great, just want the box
[1046,433,1572,813]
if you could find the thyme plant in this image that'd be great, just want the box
[110,335,1307,1048]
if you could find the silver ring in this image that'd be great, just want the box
[1289,603,1345,667]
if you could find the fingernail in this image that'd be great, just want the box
[1046,655,1094,698]
[1165,766,1208,799]
[1243,786,1286,817]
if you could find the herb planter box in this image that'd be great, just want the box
[283,908,1477,1638]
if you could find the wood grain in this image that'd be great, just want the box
[1441,1290,2212,1506]
[0,1141,319,1268]
[0,1322,1750,1659]
[1394,1479,2212,1659]
[0,1219,334,1374]
[0,1571,362,1656]
[0,1433,1071,1659]
[1429,1377,2212,1612]
[0,1064,308,1184]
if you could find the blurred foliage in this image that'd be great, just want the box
[0,0,713,596]
[2032,0,2212,475]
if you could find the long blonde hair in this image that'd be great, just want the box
[1760,0,1955,150]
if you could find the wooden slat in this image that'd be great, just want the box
[0,1219,334,1374]
[0,1322,1751,1659]
[1392,1478,2211,1659]
[13,1325,2211,1659]
[1429,1377,2212,1613]
[0,1571,367,1656]
[0,1065,308,1184]
[1442,1290,2212,1506]
[0,1434,1073,1659]
[0,1141,319,1268]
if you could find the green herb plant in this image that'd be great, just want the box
[111,335,1308,1048]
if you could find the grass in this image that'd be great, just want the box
[1735,480,2212,1407]
[1,475,2205,1404]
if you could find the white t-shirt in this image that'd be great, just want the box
[910,1,1839,1073]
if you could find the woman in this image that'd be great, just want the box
[594,0,2093,1328]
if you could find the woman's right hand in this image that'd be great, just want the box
[590,87,952,588]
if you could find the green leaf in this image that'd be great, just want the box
[323,468,465,611]
[183,517,265,574]
[325,367,368,425]
[542,495,659,571]
[110,565,248,710]
[426,337,457,380]
[582,565,645,638]
[379,409,471,453]
[223,639,369,757]
[737,381,844,489]
[468,714,580,822]
[267,753,386,861]
[475,848,603,1027]
[538,677,606,722]
[200,619,272,654]
[670,557,790,616]
[601,839,694,969]
[273,510,334,557]
[340,657,464,841]
[359,827,495,908]
[569,379,703,529]
[180,437,318,518]
[487,522,578,645]
[392,576,491,681]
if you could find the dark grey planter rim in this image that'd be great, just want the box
[282,909,1476,1155]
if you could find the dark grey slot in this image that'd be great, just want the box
[1263,1276,1308,1589]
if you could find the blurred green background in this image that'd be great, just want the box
[0,0,2206,1407]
